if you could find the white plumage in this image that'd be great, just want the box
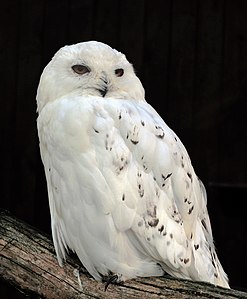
[36,40,229,288]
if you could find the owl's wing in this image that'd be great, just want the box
[103,100,208,272]
[101,98,228,286]
[37,96,228,287]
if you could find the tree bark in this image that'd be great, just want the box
[0,209,246,299]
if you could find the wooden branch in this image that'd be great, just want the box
[0,209,246,299]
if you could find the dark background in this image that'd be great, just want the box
[1,0,247,297]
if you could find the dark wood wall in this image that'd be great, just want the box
[1,0,247,296]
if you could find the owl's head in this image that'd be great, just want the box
[36,41,145,112]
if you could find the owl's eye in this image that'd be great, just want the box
[115,68,124,77]
[72,64,90,75]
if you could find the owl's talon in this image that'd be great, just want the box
[103,274,120,291]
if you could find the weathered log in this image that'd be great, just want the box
[0,209,246,299]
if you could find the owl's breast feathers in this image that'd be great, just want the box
[37,96,229,288]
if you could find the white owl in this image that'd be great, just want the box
[36,41,229,289]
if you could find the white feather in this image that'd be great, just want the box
[37,41,229,288]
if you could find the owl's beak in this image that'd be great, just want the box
[99,86,108,97]
[98,72,108,97]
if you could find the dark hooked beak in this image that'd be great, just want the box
[99,86,108,97]
[98,72,108,97]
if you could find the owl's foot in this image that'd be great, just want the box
[102,273,122,291]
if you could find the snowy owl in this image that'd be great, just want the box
[36,40,229,289]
